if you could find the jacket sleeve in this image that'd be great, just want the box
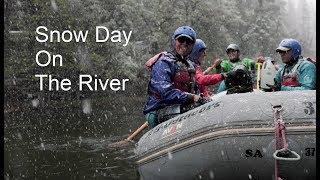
[280,62,316,91]
[195,66,224,86]
[150,59,193,104]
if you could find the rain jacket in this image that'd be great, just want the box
[143,51,196,115]
[274,57,316,91]
[214,58,255,73]
[194,65,224,97]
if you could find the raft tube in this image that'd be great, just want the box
[135,90,316,180]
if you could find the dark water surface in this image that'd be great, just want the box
[4,93,146,179]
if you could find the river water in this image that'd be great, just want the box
[4,92,147,179]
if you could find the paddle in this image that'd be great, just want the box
[256,63,262,90]
[108,121,149,148]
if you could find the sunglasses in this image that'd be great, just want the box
[200,49,206,55]
[176,37,194,45]
[226,49,238,54]
[277,49,291,55]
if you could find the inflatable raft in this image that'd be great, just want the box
[135,90,316,180]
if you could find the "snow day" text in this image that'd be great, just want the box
[36,26,132,46]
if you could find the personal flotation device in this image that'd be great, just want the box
[281,59,303,87]
[146,52,198,98]
[145,52,165,71]
[145,52,198,124]
[172,60,197,94]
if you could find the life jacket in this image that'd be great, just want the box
[147,52,198,99]
[172,59,197,94]
[281,59,303,87]
[145,52,201,125]
[145,52,165,71]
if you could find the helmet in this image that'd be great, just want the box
[225,68,253,94]
[190,39,206,63]
[226,43,240,52]
[172,26,196,42]
[276,38,301,59]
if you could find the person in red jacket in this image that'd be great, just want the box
[189,39,227,97]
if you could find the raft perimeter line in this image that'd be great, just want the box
[136,125,316,164]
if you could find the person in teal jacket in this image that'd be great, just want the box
[270,38,316,91]
[215,43,256,92]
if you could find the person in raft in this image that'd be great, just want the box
[188,39,227,98]
[269,38,316,91]
[143,26,205,128]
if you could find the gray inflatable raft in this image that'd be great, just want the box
[135,90,316,180]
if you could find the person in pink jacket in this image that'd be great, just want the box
[189,39,227,97]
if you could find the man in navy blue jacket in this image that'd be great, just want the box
[143,26,203,128]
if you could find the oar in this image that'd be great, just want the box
[108,122,149,148]
[256,63,262,90]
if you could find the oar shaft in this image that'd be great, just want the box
[256,63,262,90]
[126,122,148,141]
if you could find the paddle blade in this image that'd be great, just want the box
[108,122,148,148]
[108,139,134,148]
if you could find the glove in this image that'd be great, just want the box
[197,97,209,105]
[192,94,201,102]
[221,73,228,80]
[212,58,222,67]
[257,56,265,63]
[194,95,209,105]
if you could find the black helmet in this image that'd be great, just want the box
[225,68,253,94]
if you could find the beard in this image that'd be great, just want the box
[230,57,240,62]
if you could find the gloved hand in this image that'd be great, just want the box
[221,73,228,80]
[193,94,209,105]
[212,58,222,68]
[193,94,201,102]
[182,94,210,112]
[198,97,209,105]
[257,56,265,63]
[203,58,222,75]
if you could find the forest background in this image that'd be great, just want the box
[4,0,316,109]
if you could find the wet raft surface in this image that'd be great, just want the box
[136,90,316,180]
